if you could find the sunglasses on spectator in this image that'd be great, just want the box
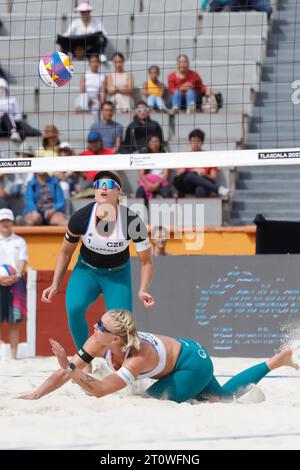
[136,108,148,113]
[97,319,112,334]
[94,179,121,190]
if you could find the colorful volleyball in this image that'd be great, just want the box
[0,264,16,277]
[39,51,74,88]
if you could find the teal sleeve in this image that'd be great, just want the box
[201,0,209,8]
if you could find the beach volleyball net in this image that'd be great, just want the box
[0,0,297,160]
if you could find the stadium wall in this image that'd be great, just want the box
[12,226,256,271]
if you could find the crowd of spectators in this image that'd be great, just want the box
[0,0,274,225]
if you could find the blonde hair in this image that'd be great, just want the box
[108,309,141,352]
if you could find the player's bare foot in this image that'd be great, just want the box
[268,346,299,371]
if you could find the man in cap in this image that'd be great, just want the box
[59,2,108,62]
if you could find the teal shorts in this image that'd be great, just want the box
[146,339,214,403]
[66,254,133,349]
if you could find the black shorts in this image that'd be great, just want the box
[0,285,23,324]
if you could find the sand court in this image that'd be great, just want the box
[1,356,300,450]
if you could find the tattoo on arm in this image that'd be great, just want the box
[79,375,97,391]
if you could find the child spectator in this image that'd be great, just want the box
[105,53,134,113]
[89,101,123,152]
[136,135,173,203]
[173,129,229,197]
[54,143,81,207]
[142,65,167,112]
[123,101,164,154]
[23,173,67,226]
[10,143,35,200]
[168,55,211,114]
[75,54,105,113]
[80,130,114,185]
[36,125,60,158]
[152,225,169,256]
[0,208,28,359]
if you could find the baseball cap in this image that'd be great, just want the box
[0,208,14,222]
[76,2,93,12]
[93,171,122,188]
[87,130,102,142]
[59,142,72,150]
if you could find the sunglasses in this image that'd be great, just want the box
[94,179,121,190]
[97,319,112,334]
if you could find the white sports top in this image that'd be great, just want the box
[104,332,167,380]
[85,71,105,99]
[68,202,150,268]
[81,203,132,257]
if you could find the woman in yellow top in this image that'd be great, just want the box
[36,125,60,158]
[142,65,166,112]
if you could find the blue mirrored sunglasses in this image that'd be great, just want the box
[94,179,120,190]
[97,319,111,333]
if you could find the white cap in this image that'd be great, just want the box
[0,208,14,222]
[75,2,93,12]
[0,78,8,89]
[59,141,72,150]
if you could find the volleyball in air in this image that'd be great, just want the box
[0,264,16,277]
[39,51,74,88]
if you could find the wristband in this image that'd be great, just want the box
[65,362,76,374]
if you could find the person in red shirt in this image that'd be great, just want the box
[168,55,211,114]
[80,130,114,185]
[173,129,229,197]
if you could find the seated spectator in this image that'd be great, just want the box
[142,65,167,112]
[80,130,114,186]
[36,125,60,158]
[75,54,105,114]
[201,0,229,11]
[105,53,134,113]
[10,143,35,201]
[0,174,13,209]
[90,101,123,152]
[152,225,169,256]
[168,55,211,114]
[0,78,23,143]
[23,173,67,226]
[122,101,164,154]
[173,129,229,198]
[59,2,108,62]
[0,78,40,143]
[54,143,81,201]
[230,0,272,19]
[136,135,173,203]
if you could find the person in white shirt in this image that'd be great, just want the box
[75,55,105,113]
[0,209,28,359]
[0,78,22,143]
[62,2,108,62]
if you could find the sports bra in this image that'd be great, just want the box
[104,332,167,380]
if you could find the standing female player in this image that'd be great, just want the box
[19,309,300,403]
[42,171,154,350]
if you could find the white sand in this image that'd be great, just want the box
[1,356,300,450]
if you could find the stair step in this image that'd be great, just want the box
[236,180,300,189]
[232,200,300,210]
[233,190,300,201]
